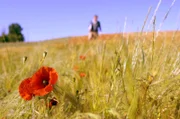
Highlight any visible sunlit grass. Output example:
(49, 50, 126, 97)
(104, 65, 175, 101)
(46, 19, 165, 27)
(0, 32, 180, 119)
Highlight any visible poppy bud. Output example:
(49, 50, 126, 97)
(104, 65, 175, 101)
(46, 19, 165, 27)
(43, 51, 48, 58)
(23, 56, 28, 64)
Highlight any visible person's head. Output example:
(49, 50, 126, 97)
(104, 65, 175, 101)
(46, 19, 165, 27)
(93, 15, 98, 22)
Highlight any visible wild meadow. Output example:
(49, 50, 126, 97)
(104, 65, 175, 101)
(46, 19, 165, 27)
(0, 31, 179, 119)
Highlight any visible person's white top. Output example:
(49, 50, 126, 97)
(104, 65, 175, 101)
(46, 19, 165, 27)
(88, 24, 92, 31)
(88, 20, 98, 31)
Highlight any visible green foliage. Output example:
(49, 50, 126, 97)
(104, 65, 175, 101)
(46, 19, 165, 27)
(0, 34, 8, 42)
(7, 33, 24, 42)
(0, 23, 24, 42)
(8, 23, 23, 35)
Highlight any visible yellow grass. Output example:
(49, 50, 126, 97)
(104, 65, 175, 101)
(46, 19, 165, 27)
(0, 31, 180, 119)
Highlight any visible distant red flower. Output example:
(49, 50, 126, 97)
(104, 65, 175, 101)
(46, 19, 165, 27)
(19, 78, 34, 100)
(31, 67, 58, 96)
(80, 55, 86, 60)
(73, 65, 79, 71)
(79, 72, 86, 78)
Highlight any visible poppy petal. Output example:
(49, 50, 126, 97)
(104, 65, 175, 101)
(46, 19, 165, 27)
(33, 89, 49, 96)
(45, 85, 53, 92)
(49, 71, 58, 84)
(19, 78, 33, 100)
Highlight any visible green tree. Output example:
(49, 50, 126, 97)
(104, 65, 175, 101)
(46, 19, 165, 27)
(0, 36, 4, 42)
(0, 32, 8, 42)
(8, 23, 25, 42)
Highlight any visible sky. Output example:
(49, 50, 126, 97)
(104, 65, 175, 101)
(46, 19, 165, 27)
(0, 0, 180, 42)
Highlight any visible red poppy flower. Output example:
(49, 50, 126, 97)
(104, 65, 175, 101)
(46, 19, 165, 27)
(79, 72, 86, 78)
(30, 66, 58, 96)
(73, 65, 79, 71)
(80, 55, 86, 60)
(19, 78, 33, 100)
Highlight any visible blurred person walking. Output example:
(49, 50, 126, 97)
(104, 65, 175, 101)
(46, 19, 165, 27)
(88, 15, 102, 40)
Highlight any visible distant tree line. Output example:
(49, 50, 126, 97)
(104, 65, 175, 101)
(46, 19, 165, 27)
(0, 23, 25, 42)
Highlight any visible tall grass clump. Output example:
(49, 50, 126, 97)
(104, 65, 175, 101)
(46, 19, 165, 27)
(0, 30, 179, 119)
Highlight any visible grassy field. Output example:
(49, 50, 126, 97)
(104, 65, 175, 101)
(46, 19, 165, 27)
(0, 31, 180, 119)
